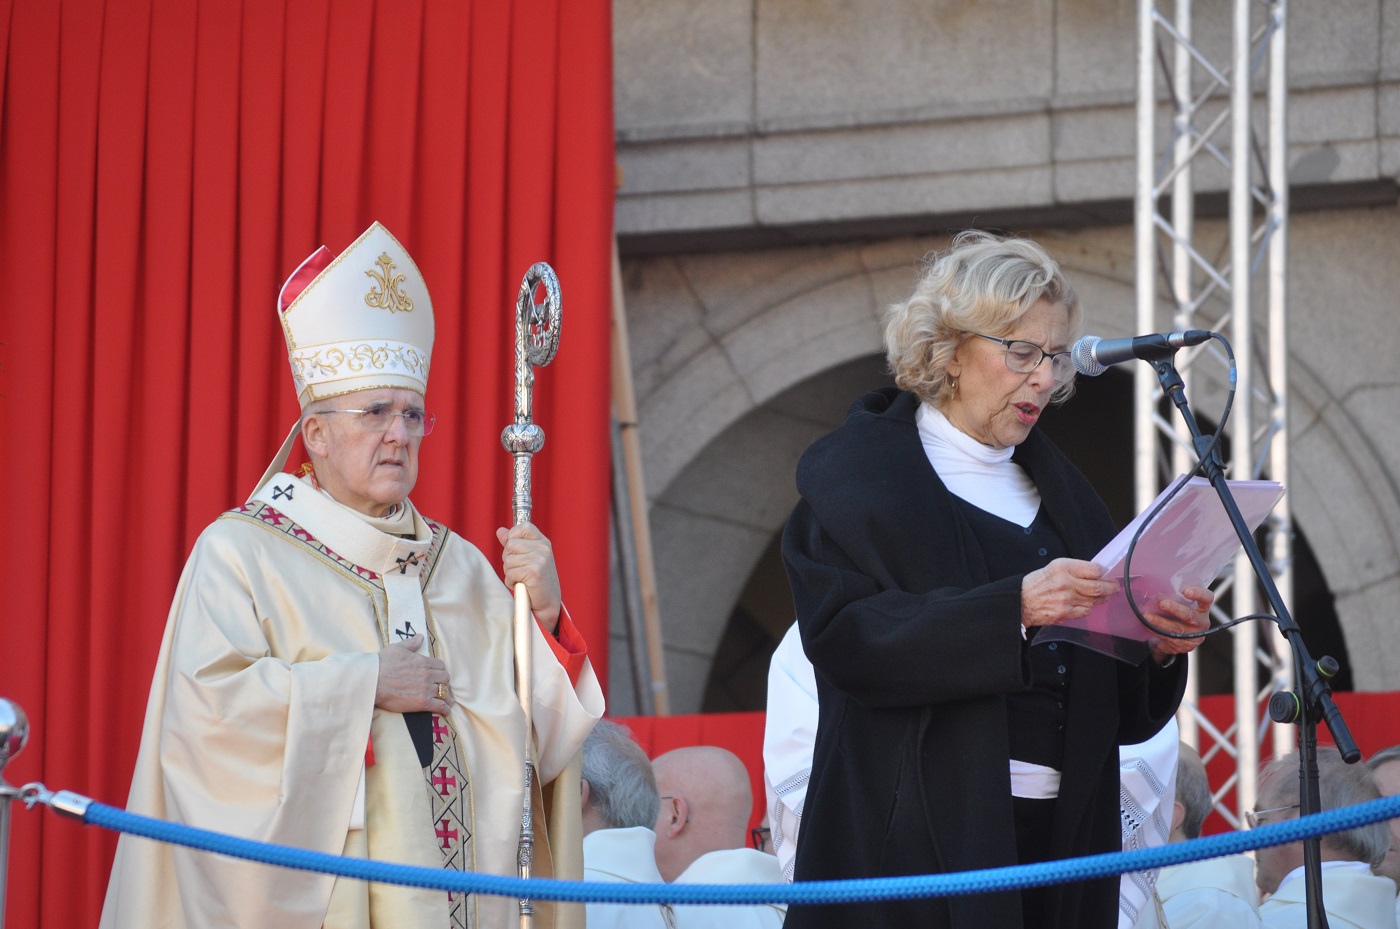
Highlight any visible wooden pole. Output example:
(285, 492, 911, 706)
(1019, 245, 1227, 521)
(609, 237, 670, 715)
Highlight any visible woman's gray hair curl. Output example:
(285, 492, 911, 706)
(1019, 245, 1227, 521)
(884, 230, 1082, 407)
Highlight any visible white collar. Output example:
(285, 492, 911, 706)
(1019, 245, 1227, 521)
(918, 402, 1015, 466)
(915, 402, 1040, 527)
(1278, 860, 1373, 888)
(252, 473, 432, 575)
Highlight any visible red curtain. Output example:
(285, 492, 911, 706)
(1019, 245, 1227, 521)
(0, 0, 614, 925)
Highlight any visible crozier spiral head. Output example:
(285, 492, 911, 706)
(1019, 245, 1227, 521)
(0, 699, 29, 776)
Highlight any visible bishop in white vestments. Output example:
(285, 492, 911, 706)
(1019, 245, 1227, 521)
(100, 222, 604, 929)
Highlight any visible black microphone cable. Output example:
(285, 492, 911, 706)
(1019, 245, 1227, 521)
(1112, 331, 1279, 643)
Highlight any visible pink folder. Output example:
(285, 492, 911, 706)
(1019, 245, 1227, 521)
(1041, 474, 1285, 663)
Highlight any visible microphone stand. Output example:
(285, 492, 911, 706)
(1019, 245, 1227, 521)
(1148, 353, 1359, 929)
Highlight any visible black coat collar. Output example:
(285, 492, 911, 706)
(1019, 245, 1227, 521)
(796, 388, 1112, 580)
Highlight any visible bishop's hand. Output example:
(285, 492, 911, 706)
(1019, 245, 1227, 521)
(375, 634, 452, 714)
(497, 521, 562, 635)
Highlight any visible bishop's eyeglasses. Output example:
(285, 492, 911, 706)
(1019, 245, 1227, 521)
(318, 405, 436, 437)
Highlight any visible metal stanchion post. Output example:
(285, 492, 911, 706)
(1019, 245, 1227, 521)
(0, 699, 31, 929)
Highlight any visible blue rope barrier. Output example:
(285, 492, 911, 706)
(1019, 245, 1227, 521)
(76, 791, 1400, 906)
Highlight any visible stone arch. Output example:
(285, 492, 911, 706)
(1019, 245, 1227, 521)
(643, 354, 892, 713)
(629, 241, 937, 498)
(1284, 358, 1400, 689)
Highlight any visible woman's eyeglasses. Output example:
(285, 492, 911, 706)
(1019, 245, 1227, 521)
(967, 332, 1075, 383)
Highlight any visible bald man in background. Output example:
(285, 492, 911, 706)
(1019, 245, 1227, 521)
(652, 747, 785, 929)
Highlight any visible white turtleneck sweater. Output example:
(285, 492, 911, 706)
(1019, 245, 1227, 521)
(916, 401, 1060, 798)
(915, 402, 1042, 526)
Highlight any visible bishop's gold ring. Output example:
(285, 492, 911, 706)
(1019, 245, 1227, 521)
(436, 682, 448, 700)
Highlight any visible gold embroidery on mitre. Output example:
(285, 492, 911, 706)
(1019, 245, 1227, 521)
(290, 342, 430, 384)
(365, 252, 415, 313)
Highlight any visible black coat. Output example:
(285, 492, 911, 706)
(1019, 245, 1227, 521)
(780, 388, 1185, 929)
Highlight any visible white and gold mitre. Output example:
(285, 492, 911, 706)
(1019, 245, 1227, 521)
(278, 221, 434, 406)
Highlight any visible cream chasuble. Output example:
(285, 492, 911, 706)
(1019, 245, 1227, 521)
(101, 473, 603, 929)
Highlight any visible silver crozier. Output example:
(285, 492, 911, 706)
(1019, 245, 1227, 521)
(500, 263, 562, 929)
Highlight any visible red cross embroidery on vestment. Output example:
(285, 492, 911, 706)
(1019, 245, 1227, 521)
(432, 766, 457, 796)
(436, 818, 459, 849)
(432, 716, 449, 744)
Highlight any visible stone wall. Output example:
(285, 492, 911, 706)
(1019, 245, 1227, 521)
(615, 0, 1399, 245)
(607, 0, 1400, 713)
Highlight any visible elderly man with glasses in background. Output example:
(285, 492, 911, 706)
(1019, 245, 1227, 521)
(101, 222, 603, 929)
(1253, 747, 1395, 929)
(1366, 745, 1400, 927)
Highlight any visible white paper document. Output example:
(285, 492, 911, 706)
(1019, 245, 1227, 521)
(1040, 474, 1286, 663)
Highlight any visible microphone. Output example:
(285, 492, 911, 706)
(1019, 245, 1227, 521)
(1072, 330, 1213, 376)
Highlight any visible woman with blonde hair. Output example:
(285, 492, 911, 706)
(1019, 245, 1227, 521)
(781, 231, 1210, 929)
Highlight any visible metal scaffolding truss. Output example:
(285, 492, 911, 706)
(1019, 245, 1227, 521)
(1135, 0, 1293, 825)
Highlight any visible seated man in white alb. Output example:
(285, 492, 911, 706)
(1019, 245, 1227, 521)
(1366, 745, 1400, 928)
(1118, 717, 1180, 929)
(1132, 742, 1260, 929)
(581, 719, 674, 929)
(1255, 747, 1396, 929)
(654, 746, 785, 929)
